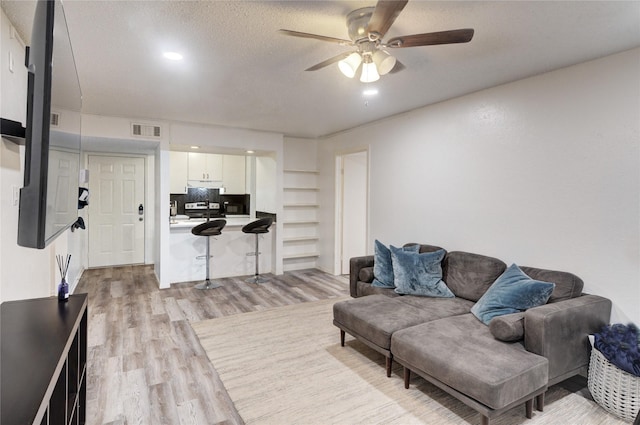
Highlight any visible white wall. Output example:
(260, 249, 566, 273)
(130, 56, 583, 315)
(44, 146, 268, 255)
(1, 9, 27, 123)
(320, 48, 640, 325)
(283, 137, 317, 170)
(256, 154, 277, 213)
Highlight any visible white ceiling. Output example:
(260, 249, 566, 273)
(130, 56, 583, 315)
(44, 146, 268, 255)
(2, 1, 640, 138)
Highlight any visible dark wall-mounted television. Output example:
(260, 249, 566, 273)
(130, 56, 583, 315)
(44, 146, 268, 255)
(18, 0, 82, 249)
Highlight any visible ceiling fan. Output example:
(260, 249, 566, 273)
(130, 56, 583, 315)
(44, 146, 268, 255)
(279, 0, 474, 83)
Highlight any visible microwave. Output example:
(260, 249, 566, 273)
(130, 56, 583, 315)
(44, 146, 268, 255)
(220, 194, 249, 215)
(223, 202, 247, 215)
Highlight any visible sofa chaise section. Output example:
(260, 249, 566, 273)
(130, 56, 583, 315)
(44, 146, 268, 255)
(391, 314, 548, 425)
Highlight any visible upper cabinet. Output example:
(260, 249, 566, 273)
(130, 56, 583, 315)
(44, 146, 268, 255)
(222, 154, 246, 194)
(171, 152, 247, 193)
(188, 153, 223, 181)
(170, 151, 189, 194)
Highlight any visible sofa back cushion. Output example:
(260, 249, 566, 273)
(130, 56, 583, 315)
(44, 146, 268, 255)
(442, 251, 507, 301)
(519, 266, 583, 302)
(403, 243, 446, 254)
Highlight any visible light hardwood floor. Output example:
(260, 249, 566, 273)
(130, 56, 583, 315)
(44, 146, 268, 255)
(76, 266, 349, 425)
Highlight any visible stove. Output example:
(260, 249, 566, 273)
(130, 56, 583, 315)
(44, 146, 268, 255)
(184, 202, 225, 219)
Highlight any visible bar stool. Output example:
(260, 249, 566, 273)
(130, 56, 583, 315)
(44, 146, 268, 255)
(242, 217, 273, 284)
(191, 219, 226, 290)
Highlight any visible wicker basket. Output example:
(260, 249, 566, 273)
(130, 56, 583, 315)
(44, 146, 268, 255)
(588, 347, 640, 422)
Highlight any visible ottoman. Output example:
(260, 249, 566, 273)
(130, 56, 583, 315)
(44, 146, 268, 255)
(332, 294, 473, 377)
(391, 314, 548, 425)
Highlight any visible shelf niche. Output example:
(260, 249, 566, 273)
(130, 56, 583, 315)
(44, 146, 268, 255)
(282, 169, 320, 271)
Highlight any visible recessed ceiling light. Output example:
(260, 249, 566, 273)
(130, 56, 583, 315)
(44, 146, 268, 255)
(163, 52, 183, 61)
(190, 145, 200, 149)
(246, 150, 255, 154)
(363, 89, 378, 96)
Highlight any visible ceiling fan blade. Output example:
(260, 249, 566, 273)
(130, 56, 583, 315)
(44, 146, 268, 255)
(386, 29, 474, 48)
(278, 29, 352, 46)
(305, 52, 352, 71)
(366, 0, 409, 40)
(388, 59, 406, 74)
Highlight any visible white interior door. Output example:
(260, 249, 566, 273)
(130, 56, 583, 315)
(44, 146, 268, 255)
(340, 151, 368, 274)
(88, 155, 145, 267)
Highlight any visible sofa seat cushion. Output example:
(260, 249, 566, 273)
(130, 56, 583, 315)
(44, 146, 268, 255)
(357, 281, 400, 298)
(333, 295, 473, 350)
(394, 295, 474, 317)
(391, 314, 548, 410)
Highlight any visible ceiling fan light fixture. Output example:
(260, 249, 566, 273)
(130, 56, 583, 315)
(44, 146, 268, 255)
(360, 61, 379, 83)
(163, 51, 183, 61)
(338, 52, 362, 78)
(373, 50, 396, 75)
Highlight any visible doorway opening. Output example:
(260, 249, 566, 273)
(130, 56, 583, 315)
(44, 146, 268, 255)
(335, 149, 369, 275)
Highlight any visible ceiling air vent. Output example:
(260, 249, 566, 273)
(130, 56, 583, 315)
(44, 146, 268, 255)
(50, 112, 59, 127)
(131, 123, 161, 138)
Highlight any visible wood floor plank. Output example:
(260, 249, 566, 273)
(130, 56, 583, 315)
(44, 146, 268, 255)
(122, 368, 151, 425)
(177, 399, 210, 425)
(149, 382, 181, 425)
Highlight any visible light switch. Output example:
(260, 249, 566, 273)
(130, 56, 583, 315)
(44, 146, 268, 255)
(12, 186, 19, 206)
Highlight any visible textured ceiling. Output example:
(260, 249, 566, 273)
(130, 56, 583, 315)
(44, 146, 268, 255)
(2, 1, 640, 138)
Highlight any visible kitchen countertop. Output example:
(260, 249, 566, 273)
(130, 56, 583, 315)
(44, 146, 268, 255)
(169, 216, 257, 229)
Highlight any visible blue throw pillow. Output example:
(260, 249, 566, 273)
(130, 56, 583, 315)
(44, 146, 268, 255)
(471, 263, 555, 325)
(372, 240, 419, 288)
(391, 247, 454, 298)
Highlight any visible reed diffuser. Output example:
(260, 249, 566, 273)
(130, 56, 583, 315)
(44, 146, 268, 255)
(56, 254, 71, 302)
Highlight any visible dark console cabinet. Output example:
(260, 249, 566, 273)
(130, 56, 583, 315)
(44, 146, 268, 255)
(1, 294, 88, 425)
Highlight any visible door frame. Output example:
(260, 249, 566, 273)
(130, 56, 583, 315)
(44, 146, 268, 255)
(334, 147, 370, 275)
(86, 152, 150, 268)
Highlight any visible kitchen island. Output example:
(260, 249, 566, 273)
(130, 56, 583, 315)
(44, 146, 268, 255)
(168, 216, 274, 284)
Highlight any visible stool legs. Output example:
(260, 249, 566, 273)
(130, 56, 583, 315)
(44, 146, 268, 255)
(246, 233, 269, 284)
(195, 235, 222, 290)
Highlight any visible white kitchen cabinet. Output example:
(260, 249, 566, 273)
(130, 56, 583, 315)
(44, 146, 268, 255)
(188, 153, 223, 181)
(169, 151, 189, 194)
(222, 154, 246, 194)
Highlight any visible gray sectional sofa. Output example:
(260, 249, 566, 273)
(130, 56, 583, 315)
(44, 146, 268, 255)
(332, 243, 612, 425)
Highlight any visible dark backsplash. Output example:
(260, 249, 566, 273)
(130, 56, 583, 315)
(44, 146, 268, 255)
(170, 188, 220, 215)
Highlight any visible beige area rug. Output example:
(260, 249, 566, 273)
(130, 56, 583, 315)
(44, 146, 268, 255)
(192, 298, 626, 425)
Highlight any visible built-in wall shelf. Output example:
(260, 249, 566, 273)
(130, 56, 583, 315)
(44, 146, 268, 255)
(283, 169, 318, 174)
(283, 252, 320, 260)
(283, 168, 320, 271)
(284, 187, 319, 191)
(283, 203, 319, 208)
(283, 236, 319, 243)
